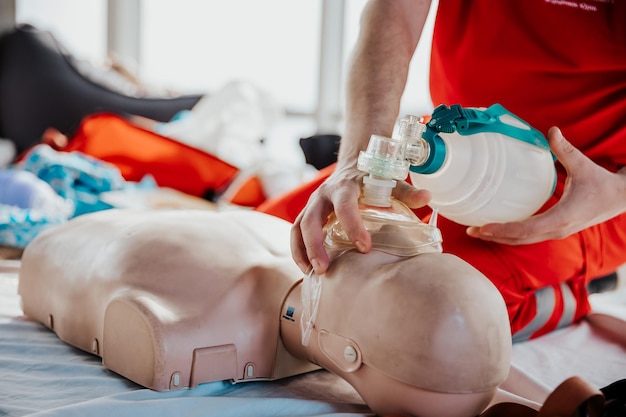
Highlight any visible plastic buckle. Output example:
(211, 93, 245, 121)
(427, 104, 464, 134)
(456, 107, 497, 132)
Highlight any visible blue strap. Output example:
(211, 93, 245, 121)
(427, 103, 552, 151)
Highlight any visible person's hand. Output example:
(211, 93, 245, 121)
(291, 165, 432, 275)
(466, 127, 626, 245)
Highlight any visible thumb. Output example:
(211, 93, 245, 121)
(547, 127, 583, 172)
(394, 181, 432, 208)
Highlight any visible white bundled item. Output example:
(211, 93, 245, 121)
(158, 80, 284, 170)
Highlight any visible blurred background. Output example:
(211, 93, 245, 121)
(1, 0, 437, 149)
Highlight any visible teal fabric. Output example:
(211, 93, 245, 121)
(0, 145, 156, 248)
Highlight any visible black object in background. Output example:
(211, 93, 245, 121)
(299, 134, 340, 170)
(0, 24, 203, 155)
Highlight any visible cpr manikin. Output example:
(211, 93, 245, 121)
(18, 206, 512, 417)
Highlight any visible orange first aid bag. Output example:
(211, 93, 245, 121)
(60, 113, 239, 199)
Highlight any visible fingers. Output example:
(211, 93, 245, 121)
(466, 215, 557, 245)
(468, 207, 590, 247)
(334, 191, 372, 253)
(466, 205, 566, 241)
(291, 178, 370, 275)
(291, 206, 328, 274)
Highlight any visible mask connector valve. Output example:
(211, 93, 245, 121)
(357, 133, 411, 208)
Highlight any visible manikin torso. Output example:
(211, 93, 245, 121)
(18, 209, 315, 390)
(18, 209, 512, 417)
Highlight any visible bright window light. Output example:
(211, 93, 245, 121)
(13, 0, 435, 132)
(139, 0, 321, 114)
(15, 0, 107, 64)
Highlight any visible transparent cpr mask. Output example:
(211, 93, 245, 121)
(301, 132, 443, 345)
(300, 208, 442, 346)
(324, 203, 442, 257)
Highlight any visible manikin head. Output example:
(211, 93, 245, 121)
(281, 248, 512, 417)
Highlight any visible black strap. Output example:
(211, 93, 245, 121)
(599, 379, 626, 417)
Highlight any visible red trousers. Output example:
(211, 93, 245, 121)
(257, 164, 626, 341)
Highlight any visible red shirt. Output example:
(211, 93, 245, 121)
(259, 0, 626, 339)
(430, 0, 626, 171)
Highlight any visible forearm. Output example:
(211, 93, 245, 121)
(338, 0, 432, 169)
